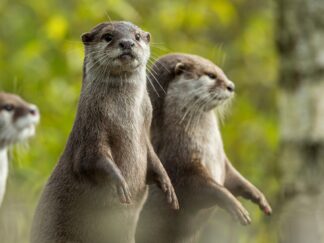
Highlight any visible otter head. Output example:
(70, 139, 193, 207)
(148, 54, 235, 129)
(81, 21, 151, 77)
(0, 92, 40, 148)
(150, 53, 234, 113)
(169, 54, 234, 112)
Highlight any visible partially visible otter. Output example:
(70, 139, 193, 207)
(0, 92, 39, 206)
(31, 22, 178, 243)
(136, 53, 272, 243)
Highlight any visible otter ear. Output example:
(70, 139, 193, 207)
(145, 32, 151, 43)
(175, 63, 186, 75)
(81, 32, 94, 45)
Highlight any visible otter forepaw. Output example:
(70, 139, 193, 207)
(114, 174, 132, 204)
(254, 192, 272, 215)
(226, 200, 251, 225)
(158, 179, 179, 210)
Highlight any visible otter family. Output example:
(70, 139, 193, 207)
(1, 21, 271, 243)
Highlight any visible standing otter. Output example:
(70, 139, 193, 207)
(136, 53, 272, 243)
(31, 21, 178, 243)
(0, 92, 39, 206)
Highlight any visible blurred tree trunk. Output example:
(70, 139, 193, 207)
(276, 0, 324, 242)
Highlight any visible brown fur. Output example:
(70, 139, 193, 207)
(31, 22, 178, 243)
(136, 53, 272, 243)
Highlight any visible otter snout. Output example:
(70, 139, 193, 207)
(210, 79, 235, 94)
(226, 81, 235, 93)
(119, 39, 135, 50)
(13, 104, 39, 121)
(14, 104, 40, 131)
(118, 39, 136, 59)
(29, 107, 37, 116)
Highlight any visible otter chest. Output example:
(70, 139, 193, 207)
(0, 149, 8, 204)
(104, 95, 148, 184)
(200, 118, 226, 185)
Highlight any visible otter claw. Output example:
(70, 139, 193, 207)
(256, 193, 272, 215)
(117, 183, 132, 204)
(114, 175, 132, 204)
(166, 184, 179, 210)
(263, 205, 272, 215)
(227, 201, 251, 225)
(159, 180, 179, 210)
(234, 208, 251, 225)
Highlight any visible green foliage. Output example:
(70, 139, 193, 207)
(0, 0, 279, 242)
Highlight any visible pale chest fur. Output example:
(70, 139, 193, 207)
(108, 88, 145, 134)
(197, 114, 226, 185)
(105, 85, 147, 153)
(109, 96, 147, 168)
(98, 82, 149, 187)
(0, 148, 8, 205)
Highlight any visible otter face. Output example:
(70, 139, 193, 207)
(0, 93, 40, 148)
(82, 21, 150, 75)
(166, 56, 235, 112)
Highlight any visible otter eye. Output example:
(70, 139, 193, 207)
(2, 104, 14, 112)
(207, 73, 217, 79)
(102, 33, 113, 42)
(135, 33, 141, 41)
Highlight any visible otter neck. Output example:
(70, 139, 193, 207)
(83, 61, 146, 90)
(0, 148, 8, 205)
(165, 106, 218, 135)
(84, 70, 146, 100)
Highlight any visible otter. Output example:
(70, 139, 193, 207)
(136, 53, 272, 243)
(0, 92, 39, 206)
(31, 21, 178, 243)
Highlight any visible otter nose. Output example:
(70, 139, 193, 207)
(226, 82, 235, 92)
(119, 40, 135, 50)
(29, 108, 37, 116)
(29, 105, 38, 116)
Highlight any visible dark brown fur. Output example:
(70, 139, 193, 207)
(136, 53, 272, 243)
(31, 22, 178, 243)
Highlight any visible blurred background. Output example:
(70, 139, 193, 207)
(0, 0, 323, 242)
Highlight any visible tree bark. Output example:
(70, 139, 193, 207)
(276, 0, 324, 242)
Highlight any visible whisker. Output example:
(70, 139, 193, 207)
(105, 10, 113, 22)
(147, 76, 160, 97)
(86, 54, 108, 73)
(149, 56, 170, 73)
(186, 92, 214, 131)
(150, 45, 170, 52)
(146, 68, 166, 94)
(178, 88, 206, 124)
(187, 95, 212, 130)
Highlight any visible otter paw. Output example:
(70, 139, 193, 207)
(115, 176, 132, 204)
(227, 201, 251, 225)
(258, 194, 272, 215)
(159, 180, 179, 210)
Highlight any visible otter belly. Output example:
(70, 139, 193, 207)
(137, 186, 217, 243)
(31, 167, 148, 243)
